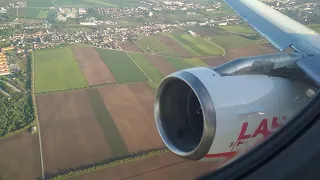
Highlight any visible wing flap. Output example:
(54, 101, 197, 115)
(224, 0, 320, 55)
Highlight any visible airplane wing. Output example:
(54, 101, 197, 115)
(223, 0, 320, 56)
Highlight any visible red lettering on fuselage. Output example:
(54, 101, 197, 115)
(237, 122, 251, 140)
(237, 116, 286, 141)
(251, 118, 270, 138)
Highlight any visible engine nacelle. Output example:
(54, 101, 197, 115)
(154, 66, 315, 165)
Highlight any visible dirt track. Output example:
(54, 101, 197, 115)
(200, 56, 229, 67)
(157, 34, 194, 57)
(120, 40, 142, 52)
(72, 45, 116, 85)
(97, 82, 164, 153)
(36, 90, 113, 174)
(144, 54, 176, 76)
(226, 45, 278, 59)
(72, 152, 220, 180)
(0, 132, 41, 180)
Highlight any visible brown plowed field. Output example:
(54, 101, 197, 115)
(157, 34, 194, 57)
(0, 132, 41, 180)
(200, 56, 229, 67)
(226, 45, 278, 59)
(120, 40, 142, 52)
(72, 45, 116, 86)
(72, 152, 220, 180)
(36, 90, 113, 174)
(144, 55, 176, 76)
(97, 82, 164, 153)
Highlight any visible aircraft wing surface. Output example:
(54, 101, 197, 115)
(224, 0, 320, 55)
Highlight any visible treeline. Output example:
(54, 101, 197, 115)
(47, 148, 168, 180)
(0, 53, 34, 138)
(35, 82, 117, 95)
(0, 93, 34, 137)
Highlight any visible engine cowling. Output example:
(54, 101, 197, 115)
(154, 66, 314, 165)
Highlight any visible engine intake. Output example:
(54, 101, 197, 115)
(154, 70, 216, 160)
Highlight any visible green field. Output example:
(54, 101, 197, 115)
(86, 88, 129, 157)
(16, 8, 41, 19)
(84, 0, 118, 7)
(127, 53, 164, 86)
(135, 36, 177, 56)
(37, 9, 49, 19)
(185, 58, 208, 67)
(27, 0, 53, 7)
(219, 25, 257, 34)
(309, 24, 320, 33)
(172, 32, 224, 56)
(34, 47, 87, 93)
(95, 48, 147, 83)
(207, 34, 263, 49)
(27, 0, 120, 7)
(47, 10, 56, 21)
(164, 56, 207, 70)
(158, 32, 200, 56)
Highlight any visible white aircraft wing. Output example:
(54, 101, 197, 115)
(224, 0, 320, 56)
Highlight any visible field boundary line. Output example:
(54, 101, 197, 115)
(125, 51, 158, 87)
(119, 160, 188, 180)
(199, 36, 226, 56)
(87, 43, 221, 59)
(32, 52, 45, 180)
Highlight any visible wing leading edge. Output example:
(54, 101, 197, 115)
(224, 0, 320, 56)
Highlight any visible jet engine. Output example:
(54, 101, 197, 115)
(154, 53, 317, 165)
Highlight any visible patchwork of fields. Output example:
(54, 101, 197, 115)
(26, 0, 141, 7)
(135, 36, 177, 56)
(17, 26, 280, 180)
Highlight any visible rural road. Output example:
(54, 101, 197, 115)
(124, 51, 158, 88)
(32, 53, 45, 180)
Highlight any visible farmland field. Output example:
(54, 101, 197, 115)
(72, 152, 220, 180)
(164, 56, 195, 70)
(97, 82, 164, 153)
(36, 89, 116, 175)
(207, 34, 263, 49)
(127, 53, 164, 85)
(95, 48, 147, 83)
(135, 36, 177, 56)
(27, 0, 53, 7)
(84, 0, 118, 7)
(164, 56, 207, 71)
(219, 25, 257, 34)
(16, 8, 41, 19)
(0, 132, 41, 180)
(47, 10, 56, 21)
(120, 40, 142, 52)
(157, 32, 199, 57)
(33, 46, 87, 93)
(72, 44, 116, 86)
(86, 88, 129, 157)
(226, 45, 278, 59)
(144, 54, 176, 76)
(200, 56, 229, 67)
(37, 9, 48, 19)
(55, 0, 118, 7)
(172, 32, 224, 56)
(309, 24, 320, 33)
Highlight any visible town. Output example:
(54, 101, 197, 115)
(0, 0, 318, 77)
